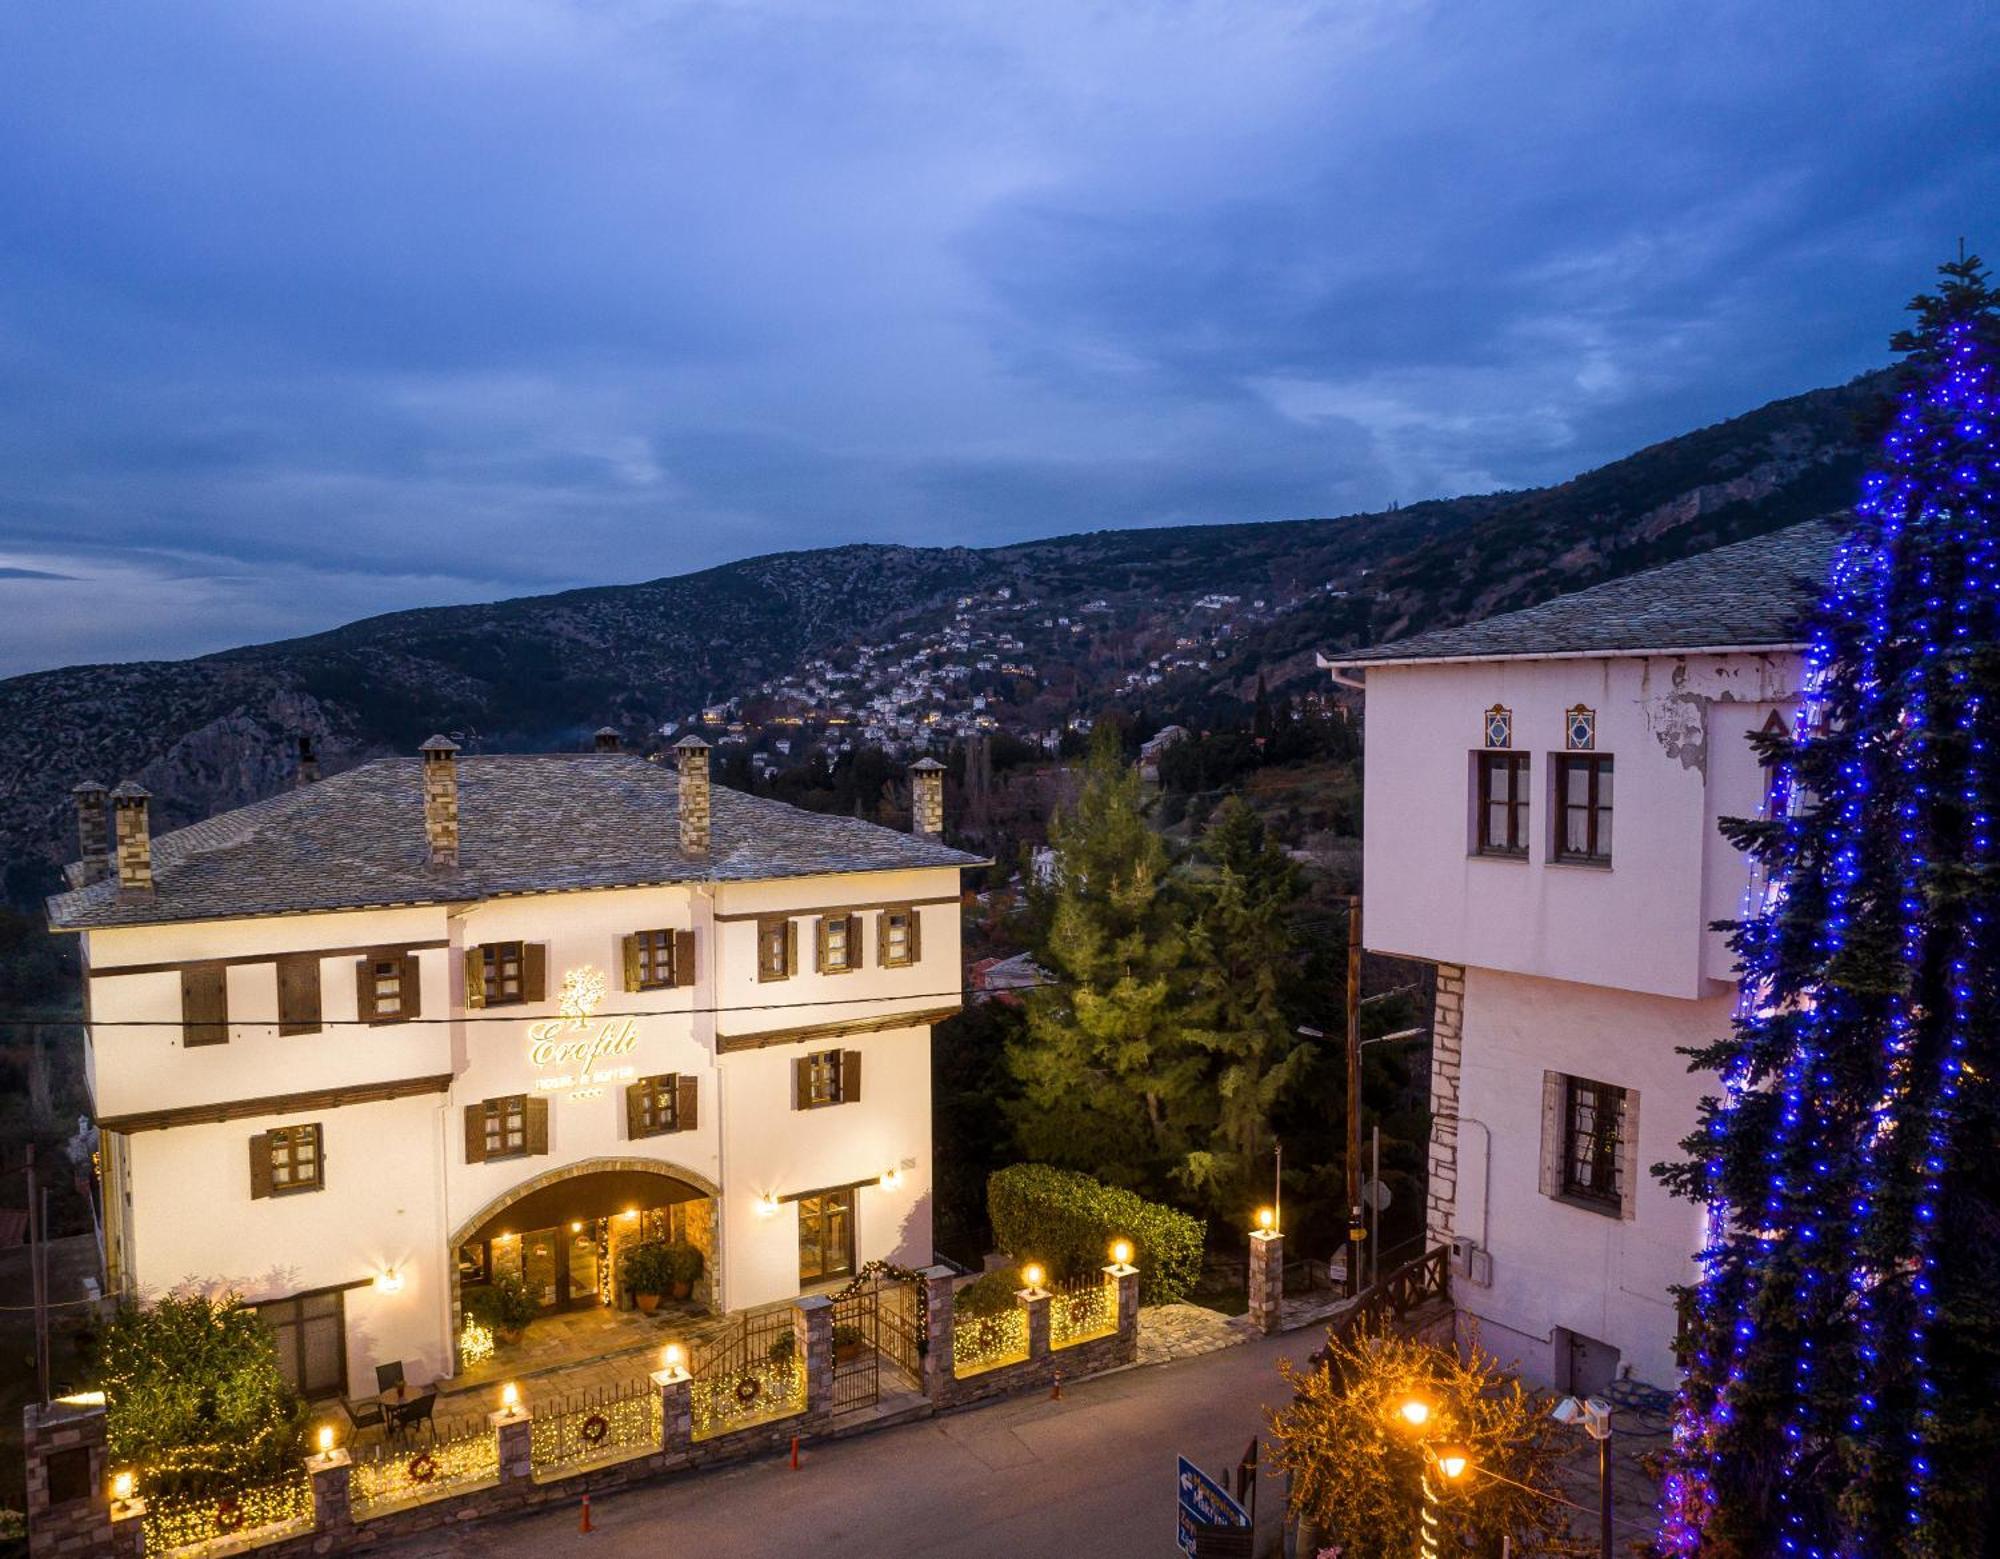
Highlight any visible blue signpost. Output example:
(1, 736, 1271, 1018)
(1176, 1454, 1250, 1557)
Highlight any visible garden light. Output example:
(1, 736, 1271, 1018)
(501, 1383, 520, 1417)
(1021, 1263, 1045, 1292)
(1255, 1206, 1276, 1232)
(663, 1342, 685, 1374)
(111, 1470, 134, 1507)
(1110, 1239, 1133, 1267)
(1397, 1396, 1432, 1429)
(317, 1425, 334, 1456)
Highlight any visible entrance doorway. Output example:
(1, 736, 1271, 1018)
(1554, 1326, 1620, 1398)
(476, 1217, 612, 1312)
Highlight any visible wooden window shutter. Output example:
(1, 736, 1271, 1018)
(523, 943, 549, 1003)
(463, 1104, 487, 1164)
(874, 911, 890, 967)
(399, 952, 423, 1020)
(525, 1095, 550, 1155)
(794, 1057, 812, 1111)
(1538, 1071, 1565, 1199)
(814, 916, 832, 974)
(1617, 1088, 1641, 1221)
(674, 930, 696, 987)
(785, 919, 798, 977)
(464, 948, 487, 1009)
(847, 914, 863, 967)
(625, 1080, 646, 1139)
(277, 955, 321, 1036)
(908, 908, 921, 964)
(182, 965, 228, 1046)
(676, 1075, 698, 1132)
(248, 1133, 274, 1199)
(842, 1050, 863, 1105)
(620, 935, 642, 993)
(355, 958, 379, 1023)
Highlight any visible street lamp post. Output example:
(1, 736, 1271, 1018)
(1552, 1395, 1613, 1559)
(1395, 1396, 1471, 1559)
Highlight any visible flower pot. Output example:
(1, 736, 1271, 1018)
(497, 1324, 524, 1346)
(669, 1280, 692, 1301)
(635, 1292, 662, 1315)
(834, 1339, 865, 1365)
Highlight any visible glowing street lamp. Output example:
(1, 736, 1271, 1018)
(1254, 1206, 1277, 1234)
(1397, 1396, 1433, 1430)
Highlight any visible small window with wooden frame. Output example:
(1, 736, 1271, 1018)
(622, 929, 695, 992)
(815, 913, 862, 975)
(464, 1094, 548, 1162)
(757, 917, 797, 982)
(276, 954, 322, 1036)
(877, 906, 920, 968)
(1551, 753, 1614, 866)
(794, 1048, 861, 1109)
(181, 963, 229, 1046)
(1560, 1075, 1625, 1212)
(1474, 752, 1531, 859)
(626, 1073, 698, 1138)
(464, 941, 547, 1008)
(356, 950, 422, 1025)
(250, 1123, 324, 1198)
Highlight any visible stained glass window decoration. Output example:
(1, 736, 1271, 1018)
(1565, 704, 1597, 752)
(1483, 705, 1512, 750)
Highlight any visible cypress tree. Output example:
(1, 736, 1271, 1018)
(1660, 256, 2000, 1556)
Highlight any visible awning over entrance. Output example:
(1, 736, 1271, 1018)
(469, 1168, 706, 1247)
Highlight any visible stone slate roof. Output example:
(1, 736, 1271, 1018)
(48, 754, 982, 931)
(1335, 520, 1843, 666)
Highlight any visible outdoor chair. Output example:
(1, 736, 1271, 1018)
(342, 1395, 385, 1435)
(389, 1389, 437, 1445)
(375, 1360, 406, 1395)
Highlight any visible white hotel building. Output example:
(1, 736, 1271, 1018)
(48, 735, 977, 1401)
(1329, 522, 1836, 1395)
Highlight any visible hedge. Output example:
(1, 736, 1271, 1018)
(987, 1164, 1205, 1305)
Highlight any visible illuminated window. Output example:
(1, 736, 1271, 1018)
(483, 1096, 527, 1159)
(797, 1187, 856, 1284)
(627, 1074, 690, 1138)
(480, 942, 525, 1006)
(267, 1124, 323, 1195)
(631, 930, 677, 990)
(797, 1049, 856, 1109)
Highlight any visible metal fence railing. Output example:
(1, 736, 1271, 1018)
(952, 1303, 1029, 1378)
(528, 1378, 661, 1475)
(140, 1468, 315, 1557)
(350, 1424, 501, 1517)
(1049, 1275, 1116, 1350)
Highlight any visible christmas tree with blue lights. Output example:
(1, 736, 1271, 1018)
(1660, 254, 2000, 1557)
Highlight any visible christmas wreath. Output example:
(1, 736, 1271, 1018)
(214, 1498, 245, 1533)
(734, 1375, 761, 1405)
(581, 1412, 610, 1446)
(407, 1452, 439, 1484)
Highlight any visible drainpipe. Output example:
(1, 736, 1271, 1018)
(1456, 1115, 1495, 1250)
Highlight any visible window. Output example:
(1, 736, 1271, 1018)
(1558, 1075, 1626, 1213)
(796, 1187, 856, 1285)
(815, 913, 861, 974)
(277, 954, 322, 1036)
(271, 1124, 323, 1195)
(1475, 753, 1530, 857)
(626, 1074, 697, 1138)
(623, 929, 693, 991)
(877, 907, 919, 968)
(1552, 754, 1614, 865)
(466, 942, 547, 1008)
(257, 1290, 346, 1399)
(795, 1048, 861, 1109)
(356, 951, 421, 1024)
(182, 963, 228, 1046)
(758, 917, 796, 982)
(464, 1094, 548, 1162)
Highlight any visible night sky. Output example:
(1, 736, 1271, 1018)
(1, 1, 1994, 675)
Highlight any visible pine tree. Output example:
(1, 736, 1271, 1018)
(1177, 796, 1309, 1212)
(1005, 727, 1207, 1191)
(1660, 256, 2000, 1556)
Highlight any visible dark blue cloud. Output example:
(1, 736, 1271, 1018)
(0, 0, 1994, 673)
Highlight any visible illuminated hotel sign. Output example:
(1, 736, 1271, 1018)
(529, 967, 640, 1098)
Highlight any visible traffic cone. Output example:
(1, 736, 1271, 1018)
(578, 1494, 594, 1534)
(789, 1434, 800, 1470)
(1050, 1369, 1063, 1401)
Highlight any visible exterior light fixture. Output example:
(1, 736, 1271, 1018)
(1021, 1263, 1045, 1293)
(374, 1268, 404, 1294)
(317, 1425, 335, 1456)
(663, 1342, 686, 1375)
(111, 1470, 134, 1508)
(622, 1209, 639, 1220)
(1255, 1206, 1277, 1233)
(1397, 1397, 1432, 1429)
(1110, 1239, 1133, 1268)
(570, 1220, 583, 1233)
(882, 1166, 902, 1189)
(501, 1383, 521, 1418)
(1431, 1445, 1471, 1481)
(758, 1192, 780, 1216)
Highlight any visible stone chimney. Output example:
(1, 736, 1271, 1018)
(910, 757, 945, 838)
(72, 782, 110, 886)
(594, 727, 621, 754)
(419, 735, 461, 869)
(109, 782, 154, 898)
(295, 734, 321, 787)
(675, 735, 710, 856)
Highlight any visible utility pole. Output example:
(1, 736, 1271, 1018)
(1345, 894, 1364, 1297)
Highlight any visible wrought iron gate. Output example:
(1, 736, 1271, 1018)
(829, 1264, 925, 1415)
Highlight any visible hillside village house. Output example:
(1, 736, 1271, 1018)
(1327, 522, 1837, 1395)
(46, 736, 976, 1401)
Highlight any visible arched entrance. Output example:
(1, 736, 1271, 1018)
(449, 1158, 721, 1369)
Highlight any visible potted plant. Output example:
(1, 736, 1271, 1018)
(469, 1274, 538, 1344)
(619, 1242, 673, 1314)
(832, 1323, 868, 1365)
(663, 1241, 704, 1301)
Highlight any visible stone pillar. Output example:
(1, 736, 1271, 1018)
(306, 1448, 353, 1546)
(420, 736, 461, 868)
(1106, 1263, 1141, 1364)
(910, 757, 945, 837)
(1427, 964, 1466, 1249)
(73, 782, 110, 886)
(24, 1397, 116, 1558)
(652, 1367, 692, 1458)
(676, 737, 711, 855)
(1021, 1286, 1051, 1362)
(920, 1266, 956, 1401)
(491, 1407, 534, 1487)
(1248, 1229, 1284, 1335)
(796, 1296, 834, 1429)
(110, 783, 153, 898)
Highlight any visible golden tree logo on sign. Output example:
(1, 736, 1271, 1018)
(528, 966, 639, 1098)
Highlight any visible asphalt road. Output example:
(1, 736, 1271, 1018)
(382, 1329, 1309, 1559)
